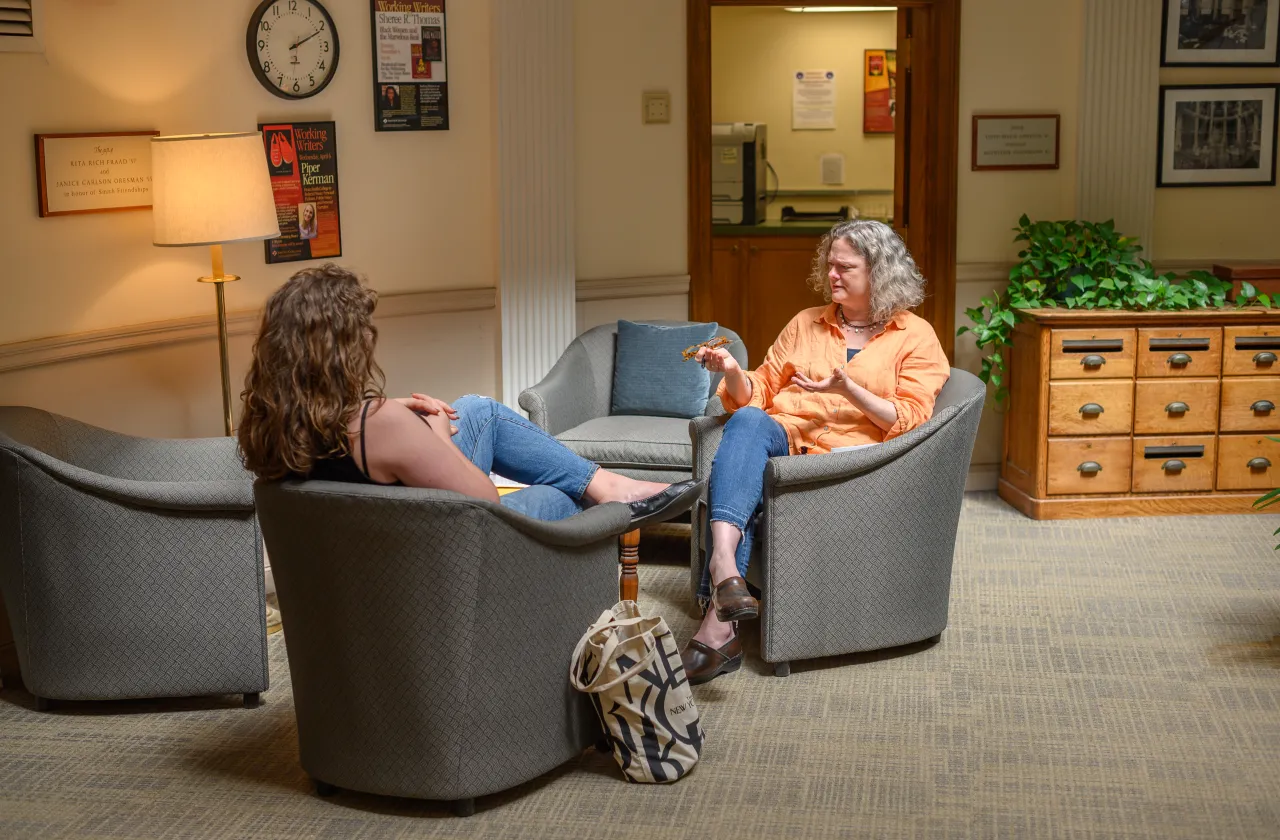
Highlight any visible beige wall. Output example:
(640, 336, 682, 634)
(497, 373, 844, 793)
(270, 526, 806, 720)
(574, 0, 688, 281)
(956, 0, 1085, 264)
(711, 7, 898, 221)
(1154, 64, 1280, 260)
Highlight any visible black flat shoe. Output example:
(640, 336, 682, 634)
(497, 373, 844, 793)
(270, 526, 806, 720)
(627, 479, 703, 530)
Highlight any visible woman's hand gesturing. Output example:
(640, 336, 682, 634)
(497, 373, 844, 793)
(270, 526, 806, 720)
(694, 345, 740, 373)
(791, 367, 853, 396)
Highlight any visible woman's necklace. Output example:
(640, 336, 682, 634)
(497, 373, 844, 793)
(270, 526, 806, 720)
(838, 305, 884, 335)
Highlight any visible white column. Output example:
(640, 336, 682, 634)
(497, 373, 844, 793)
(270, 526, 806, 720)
(494, 0, 577, 409)
(1077, 0, 1162, 256)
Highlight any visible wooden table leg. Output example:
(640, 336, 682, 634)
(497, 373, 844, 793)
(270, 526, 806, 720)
(619, 529, 640, 602)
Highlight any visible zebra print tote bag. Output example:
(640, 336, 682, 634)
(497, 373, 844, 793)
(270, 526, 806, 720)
(569, 600, 705, 783)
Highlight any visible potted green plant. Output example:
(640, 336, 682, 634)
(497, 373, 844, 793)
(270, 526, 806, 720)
(958, 216, 1273, 403)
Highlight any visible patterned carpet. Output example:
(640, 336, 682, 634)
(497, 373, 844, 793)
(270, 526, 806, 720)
(2, 493, 1279, 839)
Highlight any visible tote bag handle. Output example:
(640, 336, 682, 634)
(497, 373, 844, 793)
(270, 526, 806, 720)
(569, 612, 660, 693)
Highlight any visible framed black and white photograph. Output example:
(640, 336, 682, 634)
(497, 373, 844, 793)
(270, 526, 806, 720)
(1162, 0, 1280, 66)
(1157, 84, 1279, 187)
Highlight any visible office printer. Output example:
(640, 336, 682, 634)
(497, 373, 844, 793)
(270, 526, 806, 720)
(711, 122, 768, 225)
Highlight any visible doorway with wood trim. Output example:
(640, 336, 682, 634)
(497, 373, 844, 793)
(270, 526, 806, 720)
(688, 0, 960, 365)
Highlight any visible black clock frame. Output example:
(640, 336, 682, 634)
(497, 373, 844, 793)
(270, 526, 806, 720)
(246, 0, 341, 100)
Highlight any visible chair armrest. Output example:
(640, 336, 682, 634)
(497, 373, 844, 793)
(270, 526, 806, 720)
(703, 395, 727, 417)
(5, 444, 254, 510)
(271, 481, 634, 547)
(518, 342, 610, 435)
(45, 414, 252, 482)
(689, 414, 729, 482)
(763, 403, 963, 489)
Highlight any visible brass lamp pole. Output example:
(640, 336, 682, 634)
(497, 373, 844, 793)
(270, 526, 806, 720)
(150, 133, 281, 436)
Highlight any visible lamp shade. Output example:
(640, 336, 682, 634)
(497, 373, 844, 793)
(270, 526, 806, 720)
(151, 132, 280, 246)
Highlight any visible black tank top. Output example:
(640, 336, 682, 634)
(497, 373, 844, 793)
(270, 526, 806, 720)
(306, 400, 413, 486)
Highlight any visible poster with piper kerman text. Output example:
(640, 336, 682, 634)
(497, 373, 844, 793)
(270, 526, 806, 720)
(259, 121, 343, 264)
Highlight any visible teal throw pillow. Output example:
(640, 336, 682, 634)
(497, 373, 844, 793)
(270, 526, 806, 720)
(611, 320, 719, 418)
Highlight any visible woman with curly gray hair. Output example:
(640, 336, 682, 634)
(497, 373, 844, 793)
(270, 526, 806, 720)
(681, 219, 950, 685)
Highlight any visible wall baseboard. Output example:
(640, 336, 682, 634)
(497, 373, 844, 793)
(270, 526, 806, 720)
(966, 463, 999, 492)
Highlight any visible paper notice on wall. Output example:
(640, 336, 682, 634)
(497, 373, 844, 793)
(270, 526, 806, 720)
(793, 70, 836, 130)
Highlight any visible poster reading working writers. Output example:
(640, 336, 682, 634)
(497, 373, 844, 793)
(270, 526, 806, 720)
(370, 0, 449, 132)
(259, 121, 343, 264)
(863, 49, 897, 134)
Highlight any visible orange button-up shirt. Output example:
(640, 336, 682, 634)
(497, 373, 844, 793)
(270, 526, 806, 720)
(717, 305, 950, 455)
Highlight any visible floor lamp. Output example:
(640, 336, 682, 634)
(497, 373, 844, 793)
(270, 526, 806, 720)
(150, 133, 280, 437)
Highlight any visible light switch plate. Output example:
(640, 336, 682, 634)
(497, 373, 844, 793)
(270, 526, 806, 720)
(642, 91, 671, 124)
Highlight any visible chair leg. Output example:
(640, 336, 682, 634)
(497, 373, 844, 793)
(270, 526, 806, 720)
(452, 797, 476, 817)
(34, 696, 53, 712)
(243, 692, 262, 709)
(314, 779, 338, 797)
(619, 529, 640, 602)
(773, 661, 791, 678)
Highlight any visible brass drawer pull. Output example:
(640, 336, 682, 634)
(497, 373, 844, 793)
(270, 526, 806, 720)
(1165, 401, 1189, 415)
(1081, 354, 1106, 368)
(1254, 351, 1277, 364)
(1077, 461, 1102, 474)
(1079, 403, 1104, 415)
(1161, 459, 1186, 472)
(1168, 352, 1192, 366)
(1251, 400, 1275, 413)
(1249, 457, 1272, 470)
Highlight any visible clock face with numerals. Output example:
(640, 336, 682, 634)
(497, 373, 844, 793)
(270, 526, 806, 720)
(246, 0, 340, 100)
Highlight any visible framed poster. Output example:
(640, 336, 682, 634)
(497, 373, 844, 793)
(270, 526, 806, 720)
(971, 114, 1060, 171)
(34, 131, 159, 217)
(370, 0, 450, 131)
(1157, 84, 1279, 187)
(1161, 0, 1279, 67)
(258, 121, 343, 263)
(863, 49, 896, 134)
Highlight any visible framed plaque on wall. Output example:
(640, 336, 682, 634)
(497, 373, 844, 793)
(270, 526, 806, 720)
(971, 114, 1060, 171)
(34, 131, 160, 217)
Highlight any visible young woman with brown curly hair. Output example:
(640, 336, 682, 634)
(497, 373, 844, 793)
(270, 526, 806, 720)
(238, 264, 700, 525)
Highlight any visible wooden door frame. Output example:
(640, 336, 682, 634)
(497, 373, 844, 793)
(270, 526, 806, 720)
(687, 0, 961, 359)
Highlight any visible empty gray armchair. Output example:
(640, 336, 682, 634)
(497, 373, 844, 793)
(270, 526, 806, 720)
(0, 407, 268, 709)
(254, 480, 632, 816)
(688, 369, 986, 675)
(519, 321, 748, 484)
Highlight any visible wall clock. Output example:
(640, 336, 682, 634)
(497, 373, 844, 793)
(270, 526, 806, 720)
(246, 0, 340, 100)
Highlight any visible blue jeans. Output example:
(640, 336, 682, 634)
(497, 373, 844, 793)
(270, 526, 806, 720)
(697, 407, 790, 602)
(449, 395, 599, 521)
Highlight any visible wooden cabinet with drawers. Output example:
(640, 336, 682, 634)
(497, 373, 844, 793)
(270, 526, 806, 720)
(999, 309, 1280, 519)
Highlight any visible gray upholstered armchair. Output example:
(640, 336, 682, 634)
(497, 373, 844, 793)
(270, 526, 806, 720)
(519, 321, 748, 598)
(519, 321, 748, 485)
(254, 480, 632, 816)
(688, 369, 986, 675)
(0, 407, 268, 710)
